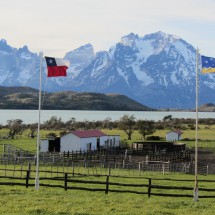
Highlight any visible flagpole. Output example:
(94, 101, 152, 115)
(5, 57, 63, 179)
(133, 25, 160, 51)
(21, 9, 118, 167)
(35, 51, 43, 190)
(194, 48, 199, 201)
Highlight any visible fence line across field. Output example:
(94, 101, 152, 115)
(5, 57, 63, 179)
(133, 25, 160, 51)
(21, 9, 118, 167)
(0, 167, 215, 199)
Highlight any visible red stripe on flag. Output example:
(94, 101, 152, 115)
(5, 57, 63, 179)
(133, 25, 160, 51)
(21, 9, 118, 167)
(47, 66, 68, 77)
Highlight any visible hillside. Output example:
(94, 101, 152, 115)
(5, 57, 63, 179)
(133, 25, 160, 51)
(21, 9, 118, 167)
(0, 86, 154, 111)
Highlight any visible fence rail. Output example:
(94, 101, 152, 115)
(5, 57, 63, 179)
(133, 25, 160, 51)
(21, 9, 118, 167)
(0, 167, 215, 199)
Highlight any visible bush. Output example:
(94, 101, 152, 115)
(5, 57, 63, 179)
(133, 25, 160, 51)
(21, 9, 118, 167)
(146, 136, 161, 140)
(46, 132, 57, 139)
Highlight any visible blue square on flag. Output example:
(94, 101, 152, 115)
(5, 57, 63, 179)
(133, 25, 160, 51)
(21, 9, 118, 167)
(201, 56, 215, 73)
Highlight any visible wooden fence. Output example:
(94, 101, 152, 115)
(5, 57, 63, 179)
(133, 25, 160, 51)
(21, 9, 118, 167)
(0, 167, 215, 199)
(2, 144, 190, 163)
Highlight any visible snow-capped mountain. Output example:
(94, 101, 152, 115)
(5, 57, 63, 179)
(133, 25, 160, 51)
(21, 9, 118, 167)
(0, 39, 40, 89)
(1, 32, 215, 109)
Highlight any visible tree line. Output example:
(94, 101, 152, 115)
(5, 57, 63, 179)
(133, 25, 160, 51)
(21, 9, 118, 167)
(1, 115, 215, 140)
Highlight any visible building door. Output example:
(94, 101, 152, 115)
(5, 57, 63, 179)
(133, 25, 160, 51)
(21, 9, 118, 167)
(97, 137, 100, 151)
(49, 137, 60, 152)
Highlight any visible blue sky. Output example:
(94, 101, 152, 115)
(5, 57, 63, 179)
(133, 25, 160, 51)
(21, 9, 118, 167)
(0, 0, 215, 57)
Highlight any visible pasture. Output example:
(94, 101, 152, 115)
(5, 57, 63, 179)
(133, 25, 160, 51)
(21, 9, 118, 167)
(0, 168, 215, 215)
(1, 125, 215, 153)
(0, 125, 215, 214)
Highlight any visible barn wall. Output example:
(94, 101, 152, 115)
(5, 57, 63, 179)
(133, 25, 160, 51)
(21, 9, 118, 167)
(61, 134, 98, 151)
(100, 135, 120, 148)
(80, 137, 97, 150)
(110, 135, 120, 146)
(166, 132, 179, 141)
(40, 140, 49, 152)
(60, 133, 81, 152)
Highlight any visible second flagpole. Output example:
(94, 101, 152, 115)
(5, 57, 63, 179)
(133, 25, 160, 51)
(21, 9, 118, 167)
(35, 51, 43, 190)
(194, 48, 199, 201)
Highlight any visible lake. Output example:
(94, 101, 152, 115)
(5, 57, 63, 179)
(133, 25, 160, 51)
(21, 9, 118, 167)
(0, 109, 215, 125)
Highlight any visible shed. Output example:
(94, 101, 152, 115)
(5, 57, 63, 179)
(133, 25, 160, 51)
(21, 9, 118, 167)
(40, 129, 120, 153)
(166, 130, 183, 142)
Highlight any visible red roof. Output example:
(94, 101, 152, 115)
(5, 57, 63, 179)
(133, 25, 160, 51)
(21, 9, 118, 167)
(174, 130, 183, 134)
(71, 130, 106, 138)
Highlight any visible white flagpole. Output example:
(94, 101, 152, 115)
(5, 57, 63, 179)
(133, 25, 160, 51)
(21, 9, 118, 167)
(194, 48, 199, 201)
(35, 51, 43, 190)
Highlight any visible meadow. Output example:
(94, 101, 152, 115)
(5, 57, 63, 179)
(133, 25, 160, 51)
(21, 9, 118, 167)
(1, 124, 215, 153)
(0, 169, 215, 215)
(0, 125, 215, 215)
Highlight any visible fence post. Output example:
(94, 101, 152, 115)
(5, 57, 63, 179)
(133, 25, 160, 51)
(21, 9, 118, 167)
(72, 161, 74, 177)
(3, 144, 5, 157)
(108, 166, 111, 176)
(28, 162, 31, 178)
(64, 173, 68, 191)
(162, 163, 165, 175)
(105, 175, 109, 194)
(148, 178, 151, 198)
(26, 170, 30, 188)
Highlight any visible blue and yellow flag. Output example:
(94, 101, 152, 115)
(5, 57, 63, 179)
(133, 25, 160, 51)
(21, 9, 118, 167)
(201, 55, 215, 73)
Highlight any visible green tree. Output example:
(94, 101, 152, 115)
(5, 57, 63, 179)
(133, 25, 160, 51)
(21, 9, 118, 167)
(118, 115, 136, 140)
(137, 120, 156, 140)
(43, 116, 64, 130)
(7, 119, 25, 139)
(163, 115, 174, 129)
(163, 115, 173, 122)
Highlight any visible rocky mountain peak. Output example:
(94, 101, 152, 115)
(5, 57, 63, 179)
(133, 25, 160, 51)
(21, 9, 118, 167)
(0, 32, 215, 109)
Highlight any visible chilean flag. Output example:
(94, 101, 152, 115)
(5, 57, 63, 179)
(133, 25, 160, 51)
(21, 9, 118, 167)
(45, 56, 70, 77)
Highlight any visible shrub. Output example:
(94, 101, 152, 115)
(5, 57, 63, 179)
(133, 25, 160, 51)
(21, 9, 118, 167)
(146, 136, 161, 140)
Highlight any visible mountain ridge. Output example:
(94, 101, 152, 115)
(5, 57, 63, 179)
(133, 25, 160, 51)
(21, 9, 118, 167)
(0, 31, 215, 109)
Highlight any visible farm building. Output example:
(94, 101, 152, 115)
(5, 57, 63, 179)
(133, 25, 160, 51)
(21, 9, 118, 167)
(40, 129, 120, 153)
(166, 130, 183, 142)
(132, 141, 186, 153)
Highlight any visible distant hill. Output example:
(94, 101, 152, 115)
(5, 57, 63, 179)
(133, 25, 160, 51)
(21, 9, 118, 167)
(199, 103, 215, 112)
(0, 86, 154, 111)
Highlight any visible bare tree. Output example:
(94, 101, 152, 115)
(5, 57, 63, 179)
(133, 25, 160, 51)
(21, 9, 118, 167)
(102, 117, 112, 129)
(7, 119, 25, 139)
(28, 123, 38, 138)
(65, 117, 77, 131)
(118, 115, 136, 140)
(43, 116, 64, 130)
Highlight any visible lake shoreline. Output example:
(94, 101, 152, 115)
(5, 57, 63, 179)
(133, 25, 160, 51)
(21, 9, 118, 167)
(1, 110, 215, 126)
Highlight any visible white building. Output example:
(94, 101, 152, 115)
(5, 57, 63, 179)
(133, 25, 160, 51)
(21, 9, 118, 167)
(40, 129, 120, 153)
(166, 130, 183, 142)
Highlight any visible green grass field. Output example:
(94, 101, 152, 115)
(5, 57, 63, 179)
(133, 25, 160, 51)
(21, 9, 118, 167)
(1, 125, 215, 153)
(0, 170, 215, 215)
(0, 126, 215, 214)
